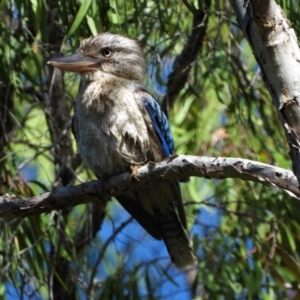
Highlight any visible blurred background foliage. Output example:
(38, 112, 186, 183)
(1, 0, 300, 299)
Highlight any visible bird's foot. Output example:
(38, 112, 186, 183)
(130, 164, 143, 180)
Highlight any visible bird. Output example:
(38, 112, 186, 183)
(48, 32, 197, 269)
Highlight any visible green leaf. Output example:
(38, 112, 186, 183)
(281, 222, 297, 252)
(66, 0, 93, 39)
(86, 15, 98, 36)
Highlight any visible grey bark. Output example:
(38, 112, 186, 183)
(230, 0, 300, 184)
(1, 155, 299, 220)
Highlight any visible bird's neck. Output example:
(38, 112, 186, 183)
(77, 71, 141, 113)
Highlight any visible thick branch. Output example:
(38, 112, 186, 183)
(230, 0, 300, 184)
(161, 1, 210, 114)
(0, 155, 299, 220)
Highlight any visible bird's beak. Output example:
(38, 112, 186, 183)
(48, 53, 102, 73)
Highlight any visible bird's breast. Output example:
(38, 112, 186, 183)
(75, 80, 152, 177)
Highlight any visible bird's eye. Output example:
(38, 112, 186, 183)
(102, 48, 112, 57)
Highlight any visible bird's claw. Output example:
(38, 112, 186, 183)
(130, 164, 142, 180)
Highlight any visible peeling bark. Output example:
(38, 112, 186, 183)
(230, 0, 300, 184)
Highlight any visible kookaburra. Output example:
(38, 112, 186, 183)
(48, 32, 197, 269)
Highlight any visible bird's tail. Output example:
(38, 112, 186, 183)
(153, 203, 197, 269)
(116, 182, 197, 269)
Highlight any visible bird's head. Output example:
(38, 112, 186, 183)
(48, 32, 146, 83)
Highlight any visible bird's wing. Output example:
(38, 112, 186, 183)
(139, 90, 175, 157)
(117, 89, 196, 268)
(138, 89, 187, 227)
(139, 92, 196, 267)
(117, 89, 186, 228)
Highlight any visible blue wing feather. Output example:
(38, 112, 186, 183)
(141, 93, 174, 157)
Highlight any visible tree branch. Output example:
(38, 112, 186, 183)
(161, 1, 210, 114)
(230, 0, 300, 185)
(0, 155, 299, 220)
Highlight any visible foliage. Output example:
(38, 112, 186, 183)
(1, 0, 300, 299)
